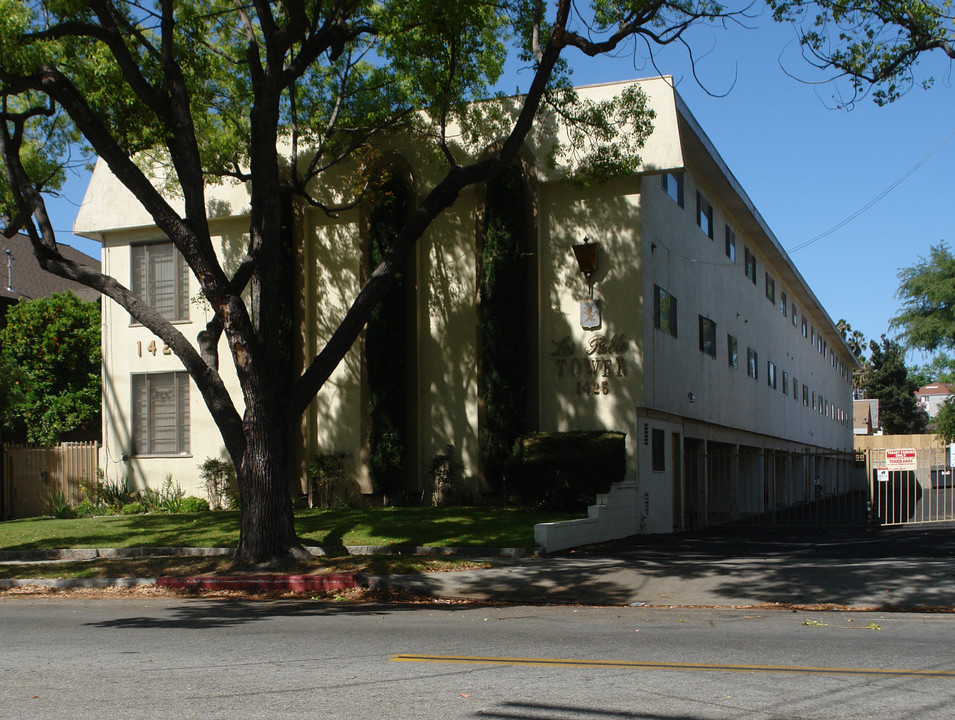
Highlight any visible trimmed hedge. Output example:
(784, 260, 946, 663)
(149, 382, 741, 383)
(505, 431, 626, 511)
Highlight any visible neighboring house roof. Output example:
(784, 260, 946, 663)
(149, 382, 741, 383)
(853, 399, 880, 435)
(0, 233, 100, 304)
(916, 383, 955, 397)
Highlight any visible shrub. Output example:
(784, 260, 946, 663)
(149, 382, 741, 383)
(75, 498, 99, 517)
(306, 453, 346, 508)
(141, 475, 185, 513)
(44, 488, 76, 519)
(180, 496, 210, 513)
(199, 457, 236, 510)
(505, 431, 626, 511)
(120, 501, 144, 515)
(430, 443, 465, 506)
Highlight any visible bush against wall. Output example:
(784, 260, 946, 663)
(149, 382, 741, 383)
(506, 431, 626, 511)
(480, 161, 530, 490)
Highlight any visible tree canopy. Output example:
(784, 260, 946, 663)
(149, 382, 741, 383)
(862, 335, 927, 433)
(892, 242, 955, 353)
(0, 291, 101, 445)
(1, 1, 742, 565)
(770, 0, 955, 106)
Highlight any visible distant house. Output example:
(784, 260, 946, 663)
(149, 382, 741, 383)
(0, 233, 100, 323)
(915, 383, 955, 419)
(853, 399, 880, 436)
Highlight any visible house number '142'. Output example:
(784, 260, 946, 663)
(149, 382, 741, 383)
(137, 340, 172, 357)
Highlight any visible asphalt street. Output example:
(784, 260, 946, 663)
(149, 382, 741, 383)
(1, 598, 953, 719)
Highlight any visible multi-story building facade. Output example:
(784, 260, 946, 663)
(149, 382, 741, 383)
(75, 77, 858, 543)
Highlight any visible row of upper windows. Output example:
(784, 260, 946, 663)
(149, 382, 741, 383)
(660, 172, 851, 385)
(653, 284, 850, 427)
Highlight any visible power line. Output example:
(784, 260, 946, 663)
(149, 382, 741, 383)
(787, 126, 955, 254)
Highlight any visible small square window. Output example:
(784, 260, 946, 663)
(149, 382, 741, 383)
(661, 173, 684, 207)
(697, 191, 713, 239)
(725, 225, 736, 262)
(699, 316, 717, 357)
(727, 334, 738, 369)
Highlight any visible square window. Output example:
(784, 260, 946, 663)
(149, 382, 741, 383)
(132, 372, 190, 456)
(765, 273, 775, 304)
(661, 173, 684, 207)
(653, 285, 678, 337)
(699, 316, 717, 357)
(745, 247, 757, 284)
(725, 225, 736, 262)
(131, 243, 190, 322)
(697, 191, 713, 239)
(727, 334, 738, 369)
(747, 347, 758, 379)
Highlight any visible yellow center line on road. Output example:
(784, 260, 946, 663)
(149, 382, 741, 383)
(390, 654, 955, 678)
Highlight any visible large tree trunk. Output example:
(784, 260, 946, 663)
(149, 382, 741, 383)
(233, 412, 309, 567)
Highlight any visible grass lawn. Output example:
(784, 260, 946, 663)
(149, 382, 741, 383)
(0, 506, 577, 552)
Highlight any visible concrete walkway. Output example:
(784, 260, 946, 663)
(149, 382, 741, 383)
(3, 525, 953, 609)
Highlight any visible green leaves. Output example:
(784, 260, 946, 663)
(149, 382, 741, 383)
(0, 292, 101, 445)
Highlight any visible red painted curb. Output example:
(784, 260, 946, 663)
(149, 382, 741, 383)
(156, 574, 363, 592)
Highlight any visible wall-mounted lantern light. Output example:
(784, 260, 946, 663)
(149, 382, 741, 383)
(573, 237, 602, 329)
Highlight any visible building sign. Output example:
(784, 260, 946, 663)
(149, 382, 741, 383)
(885, 448, 917, 471)
(876, 468, 889, 483)
(550, 334, 628, 396)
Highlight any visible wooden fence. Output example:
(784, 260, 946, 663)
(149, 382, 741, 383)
(1, 442, 100, 519)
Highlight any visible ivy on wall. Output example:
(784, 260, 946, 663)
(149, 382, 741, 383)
(480, 161, 530, 490)
(365, 171, 411, 499)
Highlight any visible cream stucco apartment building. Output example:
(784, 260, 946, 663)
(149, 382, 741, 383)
(74, 77, 858, 545)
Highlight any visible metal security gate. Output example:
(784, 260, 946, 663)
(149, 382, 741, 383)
(862, 446, 955, 527)
(684, 445, 867, 530)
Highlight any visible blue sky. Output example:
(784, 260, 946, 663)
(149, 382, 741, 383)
(45, 13, 954, 365)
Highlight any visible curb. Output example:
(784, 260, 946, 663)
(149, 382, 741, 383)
(156, 573, 364, 592)
(0, 545, 531, 562)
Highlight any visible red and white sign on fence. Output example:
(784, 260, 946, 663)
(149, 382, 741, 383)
(885, 448, 917, 471)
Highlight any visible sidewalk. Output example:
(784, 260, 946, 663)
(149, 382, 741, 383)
(373, 525, 955, 608)
(3, 525, 954, 609)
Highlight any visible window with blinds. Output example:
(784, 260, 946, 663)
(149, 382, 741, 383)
(132, 372, 190, 455)
(131, 243, 190, 321)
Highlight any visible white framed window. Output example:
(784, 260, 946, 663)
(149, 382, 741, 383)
(132, 372, 191, 456)
(131, 242, 190, 322)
